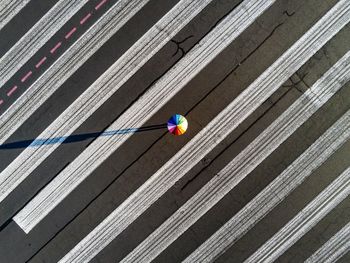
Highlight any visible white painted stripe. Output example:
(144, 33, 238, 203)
(305, 222, 350, 263)
(0, 0, 213, 206)
(0, 0, 31, 32)
(14, 0, 277, 234)
(0, 0, 152, 144)
(122, 52, 350, 263)
(244, 166, 350, 263)
(0, 0, 89, 90)
(56, 2, 350, 262)
(185, 103, 350, 263)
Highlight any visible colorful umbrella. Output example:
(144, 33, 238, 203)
(167, 114, 188, 135)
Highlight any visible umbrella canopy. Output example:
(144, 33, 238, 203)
(167, 114, 188, 135)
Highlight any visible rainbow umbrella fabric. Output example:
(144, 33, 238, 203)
(167, 114, 188, 135)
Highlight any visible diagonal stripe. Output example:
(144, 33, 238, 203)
(184, 97, 350, 263)
(0, 0, 152, 145)
(0, 0, 214, 209)
(0, 0, 90, 90)
(122, 52, 350, 263)
(13, 0, 277, 234)
(0, 0, 31, 32)
(244, 166, 350, 263)
(53, 1, 350, 262)
(305, 222, 350, 263)
(95, 0, 107, 11)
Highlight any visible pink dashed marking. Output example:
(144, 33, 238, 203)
(7, 85, 18, 97)
(95, 0, 107, 10)
(50, 42, 62, 54)
(0, 99, 3, 105)
(65, 27, 77, 39)
(35, 57, 47, 68)
(21, 71, 32, 83)
(8, 4, 108, 105)
(80, 13, 92, 25)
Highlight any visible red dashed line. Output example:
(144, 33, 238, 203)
(7, 85, 18, 97)
(80, 13, 92, 25)
(21, 71, 32, 83)
(0, 99, 3, 105)
(65, 27, 77, 39)
(95, 0, 107, 10)
(50, 42, 62, 54)
(35, 56, 47, 68)
(5, 4, 102, 106)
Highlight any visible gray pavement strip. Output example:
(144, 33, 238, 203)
(50, 1, 350, 262)
(184, 82, 350, 262)
(305, 222, 350, 263)
(0, 0, 89, 90)
(1, 0, 214, 212)
(0, 0, 152, 144)
(244, 166, 350, 263)
(13, 0, 276, 235)
(0, 0, 31, 32)
(122, 51, 350, 263)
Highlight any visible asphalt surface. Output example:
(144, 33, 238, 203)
(0, 0, 349, 262)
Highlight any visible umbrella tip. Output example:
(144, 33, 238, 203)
(167, 114, 188, 136)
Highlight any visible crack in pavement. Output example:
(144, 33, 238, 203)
(21, 6, 289, 262)
(180, 21, 285, 191)
(171, 35, 194, 57)
(283, 10, 296, 17)
(282, 72, 309, 94)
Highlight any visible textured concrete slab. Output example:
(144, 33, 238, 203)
(0, 0, 349, 262)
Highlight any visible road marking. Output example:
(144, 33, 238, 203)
(122, 52, 350, 263)
(13, 0, 276, 235)
(244, 166, 350, 263)
(6, 85, 18, 97)
(0, 100, 3, 105)
(35, 57, 47, 69)
(305, 222, 350, 263)
(65, 27, 77, 39)
(55, 1, 350, 262)
(0, 0, 31, 32)
(1, 2, 103, 106)
(0, 0, 89, 90)
(0, 0, 154, 145)
(95, 0, 107, 10)
(0, 0, 214, 212)
(50, 42, 62, 54)
(184, 105, 350, 263)
(20, 71, 32, 83)
(80, 12, 91, 25)
(1, 0, 109, 106)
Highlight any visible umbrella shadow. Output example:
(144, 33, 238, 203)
(0, 123, 168, 150)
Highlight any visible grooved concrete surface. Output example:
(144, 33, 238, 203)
(0, 0, 349, 262)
